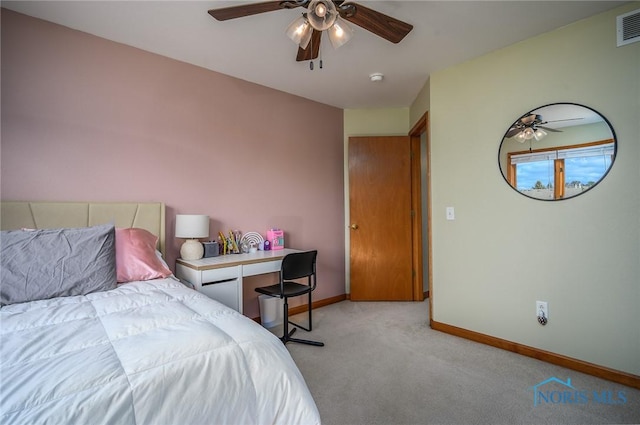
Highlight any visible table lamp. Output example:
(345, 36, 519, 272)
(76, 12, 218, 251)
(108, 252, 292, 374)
(175, 214, 209, 260)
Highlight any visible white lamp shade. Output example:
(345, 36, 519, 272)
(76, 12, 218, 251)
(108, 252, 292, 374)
(286, 15, 313, 48)
(175, 214, 209, 239)
(328, 17, 354, 49)
(522, 127, 535, 140)
(534, 128, 548, 141)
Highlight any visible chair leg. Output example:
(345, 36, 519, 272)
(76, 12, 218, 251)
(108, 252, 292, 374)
(307, 291, 313, 331)
(280, 297, 296, 343)
(288, 291, 314, 332)
(281, 296, 324, 347)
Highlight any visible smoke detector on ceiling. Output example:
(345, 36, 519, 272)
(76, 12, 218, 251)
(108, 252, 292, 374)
(369, 73, 384, 82)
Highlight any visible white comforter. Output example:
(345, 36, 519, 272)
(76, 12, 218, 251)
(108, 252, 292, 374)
(0, 278, 321, 425)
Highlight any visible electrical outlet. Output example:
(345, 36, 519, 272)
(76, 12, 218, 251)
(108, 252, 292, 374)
(536, 301, 548, 325)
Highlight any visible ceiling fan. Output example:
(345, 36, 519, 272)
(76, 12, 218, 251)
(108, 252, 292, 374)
(505, 113, 585, 142)
(505, 114, 559, 139)
(207, 1, 413, 62)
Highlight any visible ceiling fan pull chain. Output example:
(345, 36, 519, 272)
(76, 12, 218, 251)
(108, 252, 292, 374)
(319, 59, 323, 69)
(309, 32, 315, 70)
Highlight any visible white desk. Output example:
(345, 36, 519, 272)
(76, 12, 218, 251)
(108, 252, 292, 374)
(175, 249, 300, 313)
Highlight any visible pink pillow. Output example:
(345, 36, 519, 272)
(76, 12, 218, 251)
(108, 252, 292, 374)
(115, 228, 172, 283)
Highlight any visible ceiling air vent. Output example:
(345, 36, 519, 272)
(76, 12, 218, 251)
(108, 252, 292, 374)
(617, 8, 640, 47)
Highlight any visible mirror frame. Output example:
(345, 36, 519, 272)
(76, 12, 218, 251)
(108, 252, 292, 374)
(498, 102, 617, 201)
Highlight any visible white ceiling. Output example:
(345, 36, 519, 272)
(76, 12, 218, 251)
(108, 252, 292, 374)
(2, 1, 627, 109)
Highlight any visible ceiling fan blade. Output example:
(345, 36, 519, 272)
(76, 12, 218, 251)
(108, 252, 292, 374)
(542, 118, 584, 124)
(296, 29, 322, 61)
(208, 1, 295, 21)
(537, 125, 562, 133)
(342, 3, 413, 44)
(505, 127, 522, 138)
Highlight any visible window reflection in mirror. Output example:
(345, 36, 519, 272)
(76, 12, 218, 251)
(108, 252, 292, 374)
(498, 103, 616, 201)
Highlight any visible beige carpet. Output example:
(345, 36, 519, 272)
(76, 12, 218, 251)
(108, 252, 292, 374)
(267, 300, 640, 425)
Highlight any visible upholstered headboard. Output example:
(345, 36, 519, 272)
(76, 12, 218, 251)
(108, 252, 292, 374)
(0, 202, 166, 255)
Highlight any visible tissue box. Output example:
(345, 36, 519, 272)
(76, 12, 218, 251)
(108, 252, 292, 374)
(267, 229, 284, 250)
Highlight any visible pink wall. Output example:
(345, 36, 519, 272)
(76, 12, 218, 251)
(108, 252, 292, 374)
(1, 9, 346, 318)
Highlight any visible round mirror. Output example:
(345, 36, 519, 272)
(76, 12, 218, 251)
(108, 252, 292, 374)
(498, 103, 616, 201)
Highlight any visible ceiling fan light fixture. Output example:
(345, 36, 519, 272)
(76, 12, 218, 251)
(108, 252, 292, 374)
(307, 0, 338, 31)
(534, 128, 547, 141)
(328, 17, 354, 49)
(522, 127, 535, 140)
(285, 15, 313, 48)
(314, 2, 327, 17)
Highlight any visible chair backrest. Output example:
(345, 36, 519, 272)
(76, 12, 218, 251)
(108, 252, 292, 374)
(281, 250, 317, 281)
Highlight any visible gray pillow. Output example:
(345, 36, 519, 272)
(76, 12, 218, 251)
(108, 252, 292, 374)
(0, 224, 116, 306)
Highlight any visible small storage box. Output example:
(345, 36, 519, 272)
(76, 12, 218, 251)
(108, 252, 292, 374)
(202, 241, 219, 257)
(267, 229, 284, 250)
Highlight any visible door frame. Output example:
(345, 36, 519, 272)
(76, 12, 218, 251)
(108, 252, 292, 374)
(409, 112, 432, 320)
(343, 112, 431, 308)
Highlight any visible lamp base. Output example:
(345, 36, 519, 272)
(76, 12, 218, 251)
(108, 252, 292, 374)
(180, 239, 204, 260)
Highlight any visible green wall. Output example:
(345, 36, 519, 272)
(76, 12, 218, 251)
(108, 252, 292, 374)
(422, 3, 639, 374)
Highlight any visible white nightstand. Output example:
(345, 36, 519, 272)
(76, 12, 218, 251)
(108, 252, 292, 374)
(175, 249, 300, 313)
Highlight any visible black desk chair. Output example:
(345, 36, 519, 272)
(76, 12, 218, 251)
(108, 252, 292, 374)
(255, 250, 324, 347)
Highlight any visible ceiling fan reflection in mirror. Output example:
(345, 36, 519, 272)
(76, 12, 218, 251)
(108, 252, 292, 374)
(506, 113, 584, 144)
(207, 1, 413, 64)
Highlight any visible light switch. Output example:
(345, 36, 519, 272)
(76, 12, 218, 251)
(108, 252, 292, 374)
(446, 207, 455, 220)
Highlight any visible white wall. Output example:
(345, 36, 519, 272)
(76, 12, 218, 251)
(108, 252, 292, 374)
(422, 3, 639, 375)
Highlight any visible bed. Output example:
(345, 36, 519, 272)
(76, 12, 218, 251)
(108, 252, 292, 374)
(0, 202, 321, 425)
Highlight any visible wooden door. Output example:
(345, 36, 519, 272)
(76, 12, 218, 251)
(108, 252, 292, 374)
(349, 136, 413, 301)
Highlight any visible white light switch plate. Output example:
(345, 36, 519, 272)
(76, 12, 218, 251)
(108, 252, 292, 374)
(446, 207, 455, 220)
